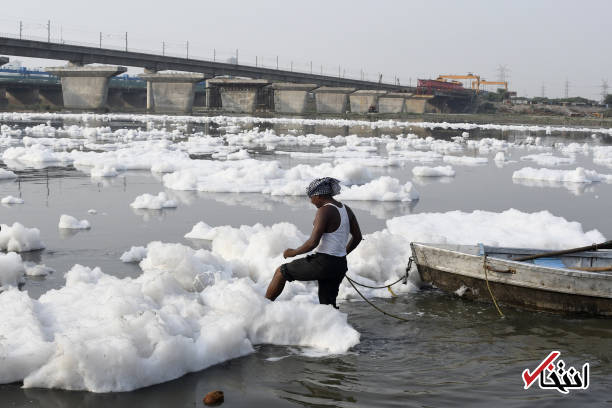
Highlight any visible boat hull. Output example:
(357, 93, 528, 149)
(412, 243, 612, 316)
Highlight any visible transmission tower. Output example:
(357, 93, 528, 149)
(602, 79, 609, 103)
(564, 79, 569, 99)
(497, 64, 510, 82)
(541, 83, 546, 98)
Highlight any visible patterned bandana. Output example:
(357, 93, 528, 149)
(306, 177, 341, 197)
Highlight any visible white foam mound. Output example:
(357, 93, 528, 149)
(90, 164, 119, 178)
(0, 252, 25, 289)
(512, 167, 612, 184)
(443, 155, 488, 165)
(0, 168, 17, 179)
(412, 165, 455, 177)
(338, 177, 419, 201)
(494, 152, 506, 162)
(1, 195, 24, 204)
(24, 262, 55, 277)
(120, 246, 148, 262)
(130, 192, 178, 210)
(520, 153, 575, 166)
(58, 215, 91, 230)
(0, 240, 359, 392)
(0, 223, 45, 252)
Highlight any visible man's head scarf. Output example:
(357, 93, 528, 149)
(306, 177, 341, 197)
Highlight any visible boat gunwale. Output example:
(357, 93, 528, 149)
(411, 242, 612, 299)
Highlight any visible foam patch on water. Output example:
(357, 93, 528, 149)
(0, 252, 25, 289)
(513, 167, 612, 184)
(520, 153, 575, 166)
(1, 195, 24, 204)
(58, 215, 91, 229)
(0, 222, 45, 252)
(130, 192, 178, 210)
(412, 165, 455, 177)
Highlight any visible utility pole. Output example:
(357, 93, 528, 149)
(310, 61, 312, 74)
(541, 83, 546, 98)
(602, 79, 609, 103)
(338, 65, 341, 78)
(47, 20, 50, 43)
(125, 32, 128, 52)
(99, 32, 102, 48)
(276, 56, 279, 70)
(564, 78, 569, 99)
(255, 56, 258, 67)
(235, 49, 238, 64)
(19, 21, 22, 39)
(186, 41, 189, 59)
(291, 61, 293, 72)
(213, 48, 216, 61)
(162, 41, 165, 56)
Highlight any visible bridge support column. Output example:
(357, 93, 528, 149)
(313, 87, 355, 114)
(6, 87, 40, 106)
(207, 78, 270, 113)
(271, 83, 317, 114)
(405, 95, 434, 114)
(378, 92, 409, 113)
(349, 90, 387, 113)
(138, 72, 206, 114)
(45, 65, 127, 110)
(0, 87, 7, 108)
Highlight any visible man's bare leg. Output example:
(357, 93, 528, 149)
(265, 267, 287, 301)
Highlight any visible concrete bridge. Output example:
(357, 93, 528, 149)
(0, 37, 442, 115)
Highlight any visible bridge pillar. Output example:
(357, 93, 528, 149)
(405, 95, 434, 114)
(378, 92, 409, 114)
(0, 57, 8, 66)
(271, 83, 317, 114)
(207, 78, 270, 113)
(313, 87, 355, 114)
(45, 65, 127, 110)
(0, 87, 6, 108)
(5, 86, 40, 106)
(349, 90, 387, 113)
(139, 72, 206, 114)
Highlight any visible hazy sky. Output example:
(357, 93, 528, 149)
(1, 0, 610, 100)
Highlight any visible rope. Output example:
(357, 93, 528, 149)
(483, 254, 504, 318)
(346, 276, 411, 322)
(343, 257, 415, 322)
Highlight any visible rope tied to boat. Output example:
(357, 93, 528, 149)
(344, 257, 415, 322)
(482, 254, 505, 318)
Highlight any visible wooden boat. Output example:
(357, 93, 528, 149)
(411, 242, 612, 316)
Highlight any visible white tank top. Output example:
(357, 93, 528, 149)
(316, 203, 349, 257)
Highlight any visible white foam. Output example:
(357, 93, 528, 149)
(520, 153, 575, 166)
(442, 155, 488, 165)
(513, 167, 612, 184)
(1, 195, 24, 204)
(24, 262, 55, 277)
(58, 215, 91, 230)
(338, 177, 419, 201)
(412, 165, 455, 177)
(0, 252, 25, 289)
(0, 223, 45, 252)
(0, 169, 17, 179)
(130, 192, 178, 210)
(120, 246, 148, 263)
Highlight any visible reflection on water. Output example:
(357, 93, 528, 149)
(512, 178, 597, 196)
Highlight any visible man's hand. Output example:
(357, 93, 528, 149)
(283, 249, 296, 259)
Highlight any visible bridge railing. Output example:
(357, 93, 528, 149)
(0, 25, 402, 86)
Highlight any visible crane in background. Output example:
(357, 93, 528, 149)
(436, 73, 481, 93)
(474, 80, 508, 91)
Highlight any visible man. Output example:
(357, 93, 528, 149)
(265, 177, 362, 308)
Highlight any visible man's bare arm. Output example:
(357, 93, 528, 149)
(283, 207, 330, 258)
(345, 206, 362, 255)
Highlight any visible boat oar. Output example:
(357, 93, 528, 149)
(513, 240, 612, 262)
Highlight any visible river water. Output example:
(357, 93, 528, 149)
(0, 114, 611, 407)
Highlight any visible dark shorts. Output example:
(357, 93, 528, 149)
(280, 252, 348, 307)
